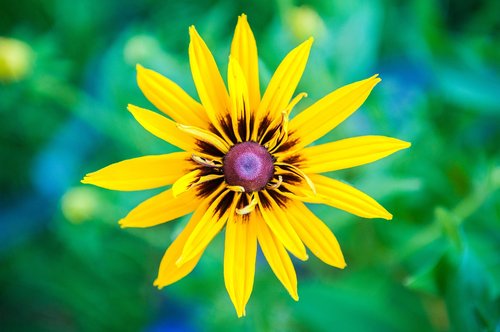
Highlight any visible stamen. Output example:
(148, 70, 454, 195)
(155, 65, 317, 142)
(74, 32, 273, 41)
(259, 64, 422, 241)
(236, 193, 258, 215)
(275, 162, 317, 195)
(259, 92, 307, 146)
(198, 174, 225, 184)
(266, 175, 283, 190)
(268, 111, 289, 154)
(227, 185, 246, 192)
(191, 155, 222, 168)
(284, 92, 307, 115)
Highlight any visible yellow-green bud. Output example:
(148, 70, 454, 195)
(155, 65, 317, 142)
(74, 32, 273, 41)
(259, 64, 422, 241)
(0, 37, 33, 83)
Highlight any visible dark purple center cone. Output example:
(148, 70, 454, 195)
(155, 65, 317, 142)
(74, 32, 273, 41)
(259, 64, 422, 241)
(223, 142, 274, 192)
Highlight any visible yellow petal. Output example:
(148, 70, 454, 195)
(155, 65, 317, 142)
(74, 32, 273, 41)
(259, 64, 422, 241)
(172, 170, 201, 197)
(287, 201, 346, 268)
(177, 124, 230, 153)
(189, 26, 232, 143)
(154, 202, 210, 288)
(172, 169, 223, 197)
(253, 38, 313, 139)
(284, 92, 308, 115)
(235, 192, 258, 215)
(119, 189, 199, 228)
(177, 188, 231, 265)
(299, 136, 411, 173)
(128, 104, 197, 152)
(275, 182, 316, 202)
(224, 214, 257, 317)
(136, 64, 209, 128)
(289, 75, 381, 148)
(82, 152, 191, 191)
(257, 191, 308, 261)
(255, 211, 299, 301)
(275, 162, 316, 194)
(309, 174, 393, 220)
(227, 56, 251, 142)
(230, 14, 260, 110)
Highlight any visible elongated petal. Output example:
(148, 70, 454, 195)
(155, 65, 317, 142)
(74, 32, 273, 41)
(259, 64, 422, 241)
(254, 38, 313, 139)
(299, 136, 411, 173)
(230, 14, 260, 110)
(289, 75, 381, 148)
(224, 214, 257, 317)
(189, 26, 231, 142)
(82, 152, 191, 191)
(128, 104, 197, 152)
(119, 189, 199, 228)
(287, 201, 346, 268)
(227, 56, 251, 142)
(255, 211, 299, 300)
(136, 64, 209, 128)
(178, 124, 230, 153)
(154, 202, 210, 288)
(172, 170, 201, 197)
(258, 191, 308, 261)
(275, 162, 316, 194)
(177, 189, 231, 265)
(309, 174, 392, 220)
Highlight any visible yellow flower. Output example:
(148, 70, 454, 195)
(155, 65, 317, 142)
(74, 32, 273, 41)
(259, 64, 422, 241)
(82, 14, 410, 317)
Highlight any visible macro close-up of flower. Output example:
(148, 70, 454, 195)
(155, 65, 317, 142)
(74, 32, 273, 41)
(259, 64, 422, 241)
(82, 14, 410, 317)
(3, 0, 499, 329)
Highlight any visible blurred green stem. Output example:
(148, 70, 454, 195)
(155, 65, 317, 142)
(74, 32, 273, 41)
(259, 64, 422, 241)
(438, 165, 499, 251)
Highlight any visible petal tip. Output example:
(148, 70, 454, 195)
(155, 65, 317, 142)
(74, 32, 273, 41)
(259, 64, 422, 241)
(136, 63, 144, 71)
(126, 103, 135, 112)
(294, 248, 309, 261)
(188, 25, 198, 36)
(392, 138, 412, 151)
(234, 305, 246, 318)
(153, 281, 165, 290)
(118, 219, 128, 228)
(368, 74, 381, 84)
(126, 103, 147, 115)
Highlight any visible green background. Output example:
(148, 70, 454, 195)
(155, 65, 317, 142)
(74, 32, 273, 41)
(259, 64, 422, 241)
(1, 0, 499, 331)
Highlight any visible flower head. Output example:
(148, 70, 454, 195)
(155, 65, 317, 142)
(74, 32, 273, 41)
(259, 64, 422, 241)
(82, 14, 410, 317)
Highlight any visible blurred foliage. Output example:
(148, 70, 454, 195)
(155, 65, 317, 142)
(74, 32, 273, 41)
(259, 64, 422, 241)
(1, 0, 499, 331)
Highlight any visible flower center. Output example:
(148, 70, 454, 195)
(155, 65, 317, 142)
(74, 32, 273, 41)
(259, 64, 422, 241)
(223, 141, 274, 192)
